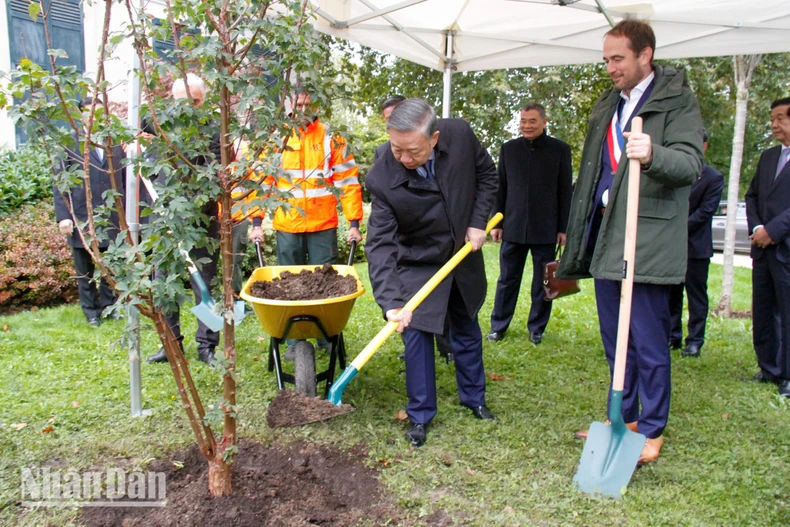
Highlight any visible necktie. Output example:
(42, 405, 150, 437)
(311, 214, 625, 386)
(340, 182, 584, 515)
(426, 158, 434, 180)
(777, 148, 790, 179)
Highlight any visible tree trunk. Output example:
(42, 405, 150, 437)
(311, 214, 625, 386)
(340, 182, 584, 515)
(718, 54, 761, 316)
(208, 453, 232, 497)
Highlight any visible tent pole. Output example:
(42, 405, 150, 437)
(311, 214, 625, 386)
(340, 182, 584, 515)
(126, 20, 143, 418)
(442, 31, 454, 118)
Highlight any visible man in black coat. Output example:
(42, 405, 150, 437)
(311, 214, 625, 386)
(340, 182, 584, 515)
(668, 130, 724, 358)
(54, 97, 125, 327)
(365, 98, 498, 447)
(146, 73, 222, 366)
(745, 97, 790, 397)
(487, 102, 572, 345)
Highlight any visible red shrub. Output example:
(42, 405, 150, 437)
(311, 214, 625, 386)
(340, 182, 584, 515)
(0, 203, 77, 310)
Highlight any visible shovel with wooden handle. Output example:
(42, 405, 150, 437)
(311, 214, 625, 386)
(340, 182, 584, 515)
(327, 213, 503, 407)
(574, 117, 647, 498)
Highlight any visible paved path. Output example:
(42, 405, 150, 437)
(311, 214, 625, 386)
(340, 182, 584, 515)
(711, 251, 752, 269)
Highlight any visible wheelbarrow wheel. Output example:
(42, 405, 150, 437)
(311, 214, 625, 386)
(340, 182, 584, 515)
(294, 341, 317, 397)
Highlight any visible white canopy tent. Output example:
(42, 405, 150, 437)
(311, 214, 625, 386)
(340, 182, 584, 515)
(312, 0, 790, 116)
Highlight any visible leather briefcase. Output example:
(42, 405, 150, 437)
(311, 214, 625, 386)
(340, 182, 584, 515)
(543, 246, 580, 301)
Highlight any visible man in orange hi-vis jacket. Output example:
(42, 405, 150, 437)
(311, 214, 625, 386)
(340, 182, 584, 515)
(248, 91, 363, 354)
(249, 91, 363, 257)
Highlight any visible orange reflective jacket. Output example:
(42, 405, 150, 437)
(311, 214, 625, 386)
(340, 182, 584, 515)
(263, 119, 363, 233)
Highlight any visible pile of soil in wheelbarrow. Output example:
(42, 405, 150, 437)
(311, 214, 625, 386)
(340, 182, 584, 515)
(81, 440, 411, 527)
(249, 263, 358, 301)
(267, 390, 355, 428)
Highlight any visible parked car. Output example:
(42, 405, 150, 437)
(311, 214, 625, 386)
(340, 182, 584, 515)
(711, 201, 751, 254)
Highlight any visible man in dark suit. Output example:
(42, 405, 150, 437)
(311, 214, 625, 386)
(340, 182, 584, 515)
(668, 129, 724, 358)
(487, 102, 572, 345)
(744, 97, 790, 397)
(54, 97, 125, 327)
(365, 98, 498, 447)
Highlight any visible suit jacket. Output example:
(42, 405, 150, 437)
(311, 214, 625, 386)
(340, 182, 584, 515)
(54, 139, 126, 249)
(494, 132, 572, 245)
(687, 164, 724, 259)
(365, 119, 498, 334)
(746, 145, 790, 262)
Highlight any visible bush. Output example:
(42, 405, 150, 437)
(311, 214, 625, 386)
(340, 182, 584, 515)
(0, 202, 77, 310)
(0, 144, 53, 216)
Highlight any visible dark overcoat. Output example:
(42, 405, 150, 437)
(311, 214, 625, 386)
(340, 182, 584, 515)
(495, 132, 572, 244)
(53, 139, 126, 249)
(687, 164, 724, 259)
(365, 118, 498, 334)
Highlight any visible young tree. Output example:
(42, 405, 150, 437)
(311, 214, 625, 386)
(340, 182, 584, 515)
(2, 0, 335, 496)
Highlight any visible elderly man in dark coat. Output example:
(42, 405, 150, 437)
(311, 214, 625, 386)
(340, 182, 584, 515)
(488, 102, 573, 345)
(54, 97, 125, 327)
(365, 98, 498, 447)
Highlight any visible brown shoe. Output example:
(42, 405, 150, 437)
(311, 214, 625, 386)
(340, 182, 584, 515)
(574, 420, 638, 440)
(637, 436, 664, 465)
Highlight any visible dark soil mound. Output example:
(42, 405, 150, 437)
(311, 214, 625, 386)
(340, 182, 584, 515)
(82, 440, 406, 527)
(250, 264, 358, 301)
(267, 390, 354, 428)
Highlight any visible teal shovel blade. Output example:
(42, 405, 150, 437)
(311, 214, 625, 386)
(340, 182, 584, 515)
(574, 420, 646, 498)
(574, 391, 647, 499)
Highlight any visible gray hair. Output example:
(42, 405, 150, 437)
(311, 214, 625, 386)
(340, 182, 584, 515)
(520, 102, 546, 119)
(386, 98, 438, 138)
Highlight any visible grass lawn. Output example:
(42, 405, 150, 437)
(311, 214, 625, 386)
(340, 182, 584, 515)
(1, 245, 787, 526)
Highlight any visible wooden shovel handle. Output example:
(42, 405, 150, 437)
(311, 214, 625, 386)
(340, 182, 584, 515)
(612, 117, 642, 392)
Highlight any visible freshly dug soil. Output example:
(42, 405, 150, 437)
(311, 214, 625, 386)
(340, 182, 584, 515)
(250, 264, 358, 301)
(81, 440, 407, 527)
(267, 390, 355, 429)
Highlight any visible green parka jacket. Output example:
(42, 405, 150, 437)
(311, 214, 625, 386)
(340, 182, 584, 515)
(557, 65, 704, 285)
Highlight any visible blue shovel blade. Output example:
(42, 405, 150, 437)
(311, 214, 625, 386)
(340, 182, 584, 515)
(573, 420, 646, 499)
(191, 303, 224, 332)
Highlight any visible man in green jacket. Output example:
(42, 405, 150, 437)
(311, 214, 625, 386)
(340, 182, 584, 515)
(558, 19, 703, 464)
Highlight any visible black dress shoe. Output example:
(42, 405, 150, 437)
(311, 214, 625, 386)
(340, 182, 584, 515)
(405, 422, 427, 447)
(681, 343, 701, 358)
(668, 339, 682, 350)
(87, 317, 101, 327)
(147, 342, 184, 364)
(529, 332, 543, 345)
(741, 371, 777, 384)
(470, 405, 496, 420)
(779, 380, 790, 398)
(486, 331, 504, 342)
(198, 348, 216, 366)
(146, 348, 168, 364)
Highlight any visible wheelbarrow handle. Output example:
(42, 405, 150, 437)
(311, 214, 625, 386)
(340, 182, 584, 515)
(347, 239, 358, 266)
(254, 238, 265, 268)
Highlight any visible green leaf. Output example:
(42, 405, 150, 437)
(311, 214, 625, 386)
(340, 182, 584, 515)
(28, 1, 40, 21)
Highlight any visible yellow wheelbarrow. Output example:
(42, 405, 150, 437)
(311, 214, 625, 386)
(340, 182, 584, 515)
(239, 241, 365, 398)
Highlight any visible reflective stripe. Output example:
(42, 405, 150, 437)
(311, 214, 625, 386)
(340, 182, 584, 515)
(283, 169, 306, 179)
(334, 176, 360, 187)
(332, 160, 357, 172)
(289, 187, 333, 198)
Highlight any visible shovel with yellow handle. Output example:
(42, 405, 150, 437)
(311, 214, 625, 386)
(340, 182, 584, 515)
(573, 117, 647, 498)
(327, 213, 503, 406)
